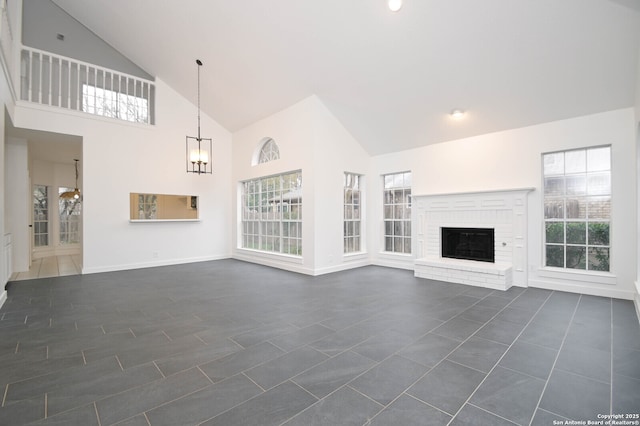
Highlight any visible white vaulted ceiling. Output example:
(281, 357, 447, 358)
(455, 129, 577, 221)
(51, 0, 640, 155)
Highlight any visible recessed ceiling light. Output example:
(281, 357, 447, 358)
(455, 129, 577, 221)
(388, 0, 403, 12)
(450, 109, 465, 119)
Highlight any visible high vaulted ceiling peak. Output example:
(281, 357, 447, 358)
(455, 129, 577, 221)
(51, 0, 640, 155)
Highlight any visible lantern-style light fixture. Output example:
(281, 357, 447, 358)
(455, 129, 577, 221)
(60, 159, 81, 200)
(186, 59, 213, 174)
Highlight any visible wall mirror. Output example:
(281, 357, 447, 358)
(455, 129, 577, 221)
(130, 193, 198, 220)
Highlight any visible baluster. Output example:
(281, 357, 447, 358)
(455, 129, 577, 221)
(78, 62, 82, 111)
(27, 50, 33, 102)
(110, 71, 114, 117)
(125, 76, 129, 120)
(143, 82, 148, 123)
(67, 60, 71, 109)
(38, 52, 43, 104)
(48, 55, 52, 105)
(93, 67, 97, 113)
(58, 58, 62, 107)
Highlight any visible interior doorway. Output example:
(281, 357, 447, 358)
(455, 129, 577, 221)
(5, 120, 83, 280)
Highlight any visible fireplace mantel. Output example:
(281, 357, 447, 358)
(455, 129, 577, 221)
(413, 188, 534, 290)
(413, 187, 535, 199)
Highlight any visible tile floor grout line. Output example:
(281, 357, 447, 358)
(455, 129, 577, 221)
(466, 402, 520, 425)
(443, 289, 557, 426)
(1, 384, 8, 407)
(273, 380, 323, 425)
(193, 333, 208, 345)
(241, 372, 266, 392)
(152, 361, 166, 378)
(609, 297, 614, 417)
(94, 401, 102, 426)
(115, 355, 125, 371)
(527, 293, 582, 426)
(292, 294, 476, 424)
(551, 365, 612, 386)
(44, 392, 48, 419)
(360, 288, 525, 425)
(345, 384, 386, 409)
(196, 365, 214, 384)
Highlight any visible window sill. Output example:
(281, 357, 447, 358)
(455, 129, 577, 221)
(129, 219, 200, 223)
(538, 267, 616, 286)
(236, 248, 303, 264)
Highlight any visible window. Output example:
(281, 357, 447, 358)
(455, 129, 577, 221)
(82, 83, 150, 123)
(33, 185, 49, 247)
(258, 138, 280, 164)
(543, 146, 611, 271)
(242, 171, 302, 255)
(383, 171, 412, 254)
(59, 187, 81, 244)
(135, 194, 158, 220)
(344, 173, 362, 253)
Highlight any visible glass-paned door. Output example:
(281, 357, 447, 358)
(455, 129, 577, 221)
(33, 184, 49, 247)
(59, 187, 81, 244)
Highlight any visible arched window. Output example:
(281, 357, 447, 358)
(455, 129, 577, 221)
(257, 138, 280, 164)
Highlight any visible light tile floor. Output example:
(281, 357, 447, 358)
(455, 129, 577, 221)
(10, 255, 81, 281)
(0, 260, 638, 425)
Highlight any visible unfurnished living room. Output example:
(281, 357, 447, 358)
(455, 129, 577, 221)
(1, 0, 640, 425)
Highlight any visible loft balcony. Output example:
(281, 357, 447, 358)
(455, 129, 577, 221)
(0, 1, 155, 125)
(19, 46, 155, 125)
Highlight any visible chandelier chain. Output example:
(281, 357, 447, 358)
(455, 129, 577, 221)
(197, 60, 202, 140)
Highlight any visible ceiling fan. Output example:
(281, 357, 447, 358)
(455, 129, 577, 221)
(60, 159, 81, 200)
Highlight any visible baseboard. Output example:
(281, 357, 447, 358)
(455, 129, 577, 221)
(81, 255, 230, 275)
(312, 258, 371, 276)
(232, 252, 314, 276)
(635, 281, 640, 325)
(529, 278, 636, 300)
(0, 290, 7, 310)
(372, 255, 415, 271)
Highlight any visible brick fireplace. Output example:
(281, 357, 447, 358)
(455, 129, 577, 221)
(413, 188, 533, 290)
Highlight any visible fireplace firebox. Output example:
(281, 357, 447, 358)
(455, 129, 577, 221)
(441, 227, 495, 263)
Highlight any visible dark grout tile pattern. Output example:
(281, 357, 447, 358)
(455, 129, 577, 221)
(0, 259, 638, 425)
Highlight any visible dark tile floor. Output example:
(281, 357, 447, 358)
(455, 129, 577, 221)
(0, 259, 639, 425)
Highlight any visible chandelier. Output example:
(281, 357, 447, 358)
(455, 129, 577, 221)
(186, 59, 213, 174)
(60, 159, 81, 200)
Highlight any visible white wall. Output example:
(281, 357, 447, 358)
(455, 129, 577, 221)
(370, 108, 637, 299)
(0, 105, 6, 306)
(311, 97, 370, 274)
(635, 42, 640, 311)
(5, 137, 29, 271)
(11, 78, 233, 273)
(232, 95, 370, 275)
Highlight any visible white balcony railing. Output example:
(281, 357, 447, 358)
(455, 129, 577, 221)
(20, 46, 155, 125)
